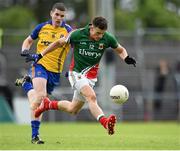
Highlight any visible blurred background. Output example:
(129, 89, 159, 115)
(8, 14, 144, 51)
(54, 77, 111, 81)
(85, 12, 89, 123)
(0, 0, 180, 124)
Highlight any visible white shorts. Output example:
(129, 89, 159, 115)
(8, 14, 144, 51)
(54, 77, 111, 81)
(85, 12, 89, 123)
(68, 71, 97, 102)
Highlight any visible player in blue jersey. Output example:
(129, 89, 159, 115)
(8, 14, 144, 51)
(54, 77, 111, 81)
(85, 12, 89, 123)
(15, 2, 72, 144)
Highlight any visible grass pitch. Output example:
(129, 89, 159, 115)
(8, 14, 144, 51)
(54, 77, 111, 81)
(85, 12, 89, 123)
(0, 122, 179, 150)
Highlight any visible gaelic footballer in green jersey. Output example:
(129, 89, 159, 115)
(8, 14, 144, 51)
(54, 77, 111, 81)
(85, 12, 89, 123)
(69, 24, 119, 79)
(34, 16, 136, 136)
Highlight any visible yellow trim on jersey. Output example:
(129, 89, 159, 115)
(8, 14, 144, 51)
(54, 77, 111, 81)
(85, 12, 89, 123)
(31, 65, 35, 78)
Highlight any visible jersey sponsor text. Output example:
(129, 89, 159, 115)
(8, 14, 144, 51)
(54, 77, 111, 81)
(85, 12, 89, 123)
(79, 49, 102, 58)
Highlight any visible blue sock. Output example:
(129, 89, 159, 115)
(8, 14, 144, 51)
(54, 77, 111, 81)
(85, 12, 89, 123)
(22, 82, 33, 94)
(31, 120, 40, 138)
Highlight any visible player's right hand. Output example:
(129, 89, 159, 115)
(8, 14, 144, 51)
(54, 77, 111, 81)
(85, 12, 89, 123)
(124, 56, 136, 67)
(24, 54, 43, 63)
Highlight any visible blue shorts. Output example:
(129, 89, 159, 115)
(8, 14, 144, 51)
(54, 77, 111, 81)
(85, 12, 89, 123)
(28, 64, 60, 94)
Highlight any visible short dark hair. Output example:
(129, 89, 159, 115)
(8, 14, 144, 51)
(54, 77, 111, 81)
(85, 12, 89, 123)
(52, 2, 66, 11)
(92, 16, 108, 30)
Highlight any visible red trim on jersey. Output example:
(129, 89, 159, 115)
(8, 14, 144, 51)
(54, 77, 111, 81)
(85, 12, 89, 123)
(85, 64, 99, 79)
(69, 48, 75, 71)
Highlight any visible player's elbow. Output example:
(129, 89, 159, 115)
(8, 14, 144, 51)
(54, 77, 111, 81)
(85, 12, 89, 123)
(86, 94, 97, 103)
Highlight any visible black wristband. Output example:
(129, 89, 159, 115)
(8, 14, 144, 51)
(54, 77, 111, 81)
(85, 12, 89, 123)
(124, 56, 129, 62)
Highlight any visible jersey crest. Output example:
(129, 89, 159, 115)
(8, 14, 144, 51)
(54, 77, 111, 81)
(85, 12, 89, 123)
(98, 43, 104, 50)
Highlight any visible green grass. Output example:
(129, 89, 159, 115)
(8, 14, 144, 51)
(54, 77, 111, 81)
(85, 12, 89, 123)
(0, 122, 179, 150)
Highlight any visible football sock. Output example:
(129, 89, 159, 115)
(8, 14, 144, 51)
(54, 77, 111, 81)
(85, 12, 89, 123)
(97, 114, 107, 129)
(31, 120, 40, 138)
(49, 100, 59, 110)
(22, 82, 33, 94)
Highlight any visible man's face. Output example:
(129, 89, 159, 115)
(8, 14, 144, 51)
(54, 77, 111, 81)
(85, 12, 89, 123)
(50, 8, 65, 27)
(90, 26, 106, 41)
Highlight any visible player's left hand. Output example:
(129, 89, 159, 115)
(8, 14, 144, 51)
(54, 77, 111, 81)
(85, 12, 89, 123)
(124, 56, 136, 67)
(25, 54, 43, 63)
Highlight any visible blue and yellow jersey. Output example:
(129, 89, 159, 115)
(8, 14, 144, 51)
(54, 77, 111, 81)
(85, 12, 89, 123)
(30, 20, 72, 73)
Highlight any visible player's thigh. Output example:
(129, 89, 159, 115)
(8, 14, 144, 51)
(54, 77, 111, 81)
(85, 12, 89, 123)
(69, 71, 96, 102)
(80, 85, 96, 99)
(69, 71, 95, 93)
(69, 71, 89, 91)
(29, 64, 48, 95)
(32, 77, 47, 95)
(46, 71, 60, 94)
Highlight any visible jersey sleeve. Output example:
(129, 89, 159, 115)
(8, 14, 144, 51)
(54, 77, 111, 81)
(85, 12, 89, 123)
(107, 32, 119, 49)
(64, 24, 73, 33)
(30, 22, 47, 40)
(69, 29, 81, 43)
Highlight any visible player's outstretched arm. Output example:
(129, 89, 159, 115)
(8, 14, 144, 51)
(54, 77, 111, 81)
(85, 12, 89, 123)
(114, 44, 128, 60)
(41, 29, 75, 56)
(41, 37, 67, 56)
(114, 44, 136, 67)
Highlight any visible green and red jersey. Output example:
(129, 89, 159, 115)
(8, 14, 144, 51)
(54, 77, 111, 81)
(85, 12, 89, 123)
(69, 25, 119, 79)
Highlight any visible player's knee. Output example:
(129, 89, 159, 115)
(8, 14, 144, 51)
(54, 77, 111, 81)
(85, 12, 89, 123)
(30, 102, 40, 110)
(86, 94, 97, 103)
(36, 92, 47, 103)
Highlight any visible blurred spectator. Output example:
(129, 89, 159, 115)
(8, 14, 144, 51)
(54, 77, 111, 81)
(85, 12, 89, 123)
(0, 53, 14, 112)
(154, 59, 169, 111)
(173, 60, 180, 119)
(174, 61, 180, 89)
